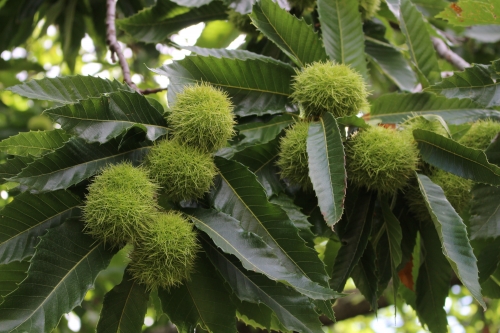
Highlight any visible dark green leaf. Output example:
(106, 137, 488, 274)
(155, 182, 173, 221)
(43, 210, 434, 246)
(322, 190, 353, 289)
(0, 190, 81, 264)
(11, 137, 151, 192)
(414, 129, 500, 186)
(116, 0, 227, 43)
(0, 0, 41, 53)
(369, 92, 500, 125)
(307, 113, 346, 227)
(158, 255, 236, 333)
(317, 0, 367, 78)
(0, 130, 71, 157)
(96, 270, 150, 333)
(351, 242, 378, 311)
(44, 91, 167, 144)
(232, 114, 293, 148)
(7, 75, 133, 104)
(212, 157, 336, 299)
(0, 261, 29, 302)
(153, 56, 295, 117)
(399, 0, 440, 84)
(417, 174, 485, 308)
(0, 156, 33, 184)
(0, 219, 117, 333)
(202, 238, 323, 333)
(365, 39, 418, 91)
(250, 0, 327, 67)
(411, 0, 448, 17)
(476, 238, 500, 283)
(427, 63, 500, 108)
(235, 300, 287, 332)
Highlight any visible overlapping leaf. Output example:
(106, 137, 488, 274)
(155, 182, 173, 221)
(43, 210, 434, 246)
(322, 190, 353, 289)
(351, 242, 378, 311)
(427, 63, 500, 108)
(317, 0, 367, 78)
(369, 92, 500, 124)
(0, 156, 33, 184)
(417, 174, 485, 308)
(250, 0, 327, 67)
(399, 0, 440, 84)
(153, 55, 295, 117)
(96, 270, 150, 333)
(414, 129, 500, 185)
(44, 91, 167, 144)
(7, 75, 133, 104)
(11, 137, 151, 192)
(211, 157, 335, 299)
(0, 261, 29, 302)
(307, 113, 346, 227)
(117, 0, 227, 43)
(0, 130, 71, 157)
(0, 190, 81, 264)
(0, 219, 117, 333)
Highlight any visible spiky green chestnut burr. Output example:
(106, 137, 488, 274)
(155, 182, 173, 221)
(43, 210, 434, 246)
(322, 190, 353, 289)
(359, 0, 381, 20)
(83, 162, 159, 246)
(146, 139, 217, 201)
(458, 119, 500, 150)
(276, 122, 311, 189)
(169, 82, 236, 153)
(430, 169, 472, 214)
(228, 10, 257, 35)
(128, 211, 199, 289)
(346, 126, 419, 193)
(291, 61, 369, 118)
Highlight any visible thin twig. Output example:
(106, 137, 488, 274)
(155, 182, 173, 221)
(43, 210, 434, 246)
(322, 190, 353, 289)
(431, 37, 470, 71)
(140, 87, 169, 95)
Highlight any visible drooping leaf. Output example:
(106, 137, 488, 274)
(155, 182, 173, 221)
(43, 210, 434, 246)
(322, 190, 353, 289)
(11, 137, 151, 192)
(0, 261, 29, 302)
(212, 157, 336, 299)
(307, 113, 346, 227)
(96, 270, 150, 333)
(0, 156, 33, 184)
(0, 190, 81, 264)
(158, 254, 236, 333)
(365, 39, 418, 91)
(153, 56, 295, 117)
(116, 0, 227, 43)
(250, 0, 327, 67)
(350, 242, 378, 311)
(0, 219, 117, 333)
(414, 129, 500, 186)
(44, 91, 167, 144)
(317, 0, 367, 78)
(417, 174, 485, 308)
(202, 238, 323, 333)
(399, 0, 441, 84)
(416, 219, 452, 333)
(0, 130, 71, 157)
(369, 92, 500, 125)
(7, 75, 133, 104)
(436, 0, 500, 27)
(427, 63, 500, 108)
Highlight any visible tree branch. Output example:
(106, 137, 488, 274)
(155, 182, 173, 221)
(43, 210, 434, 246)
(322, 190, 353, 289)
(431, 37, 470, 71)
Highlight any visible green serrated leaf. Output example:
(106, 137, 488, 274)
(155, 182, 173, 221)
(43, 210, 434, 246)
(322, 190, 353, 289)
(236, 300, 288, 332)
(211, 157, 336, 299)
(250, 0, 327, 67)
(158, 255, 236, 333)
(417, 173, 485, 309)
(0, 219, 117, 333)
(336, 115, 369, 129)
(153, 55, 294, 117)
(399, 0, 441, 85)
(0, 190, 82, 264)
(0, 156, 33, 184)
(369, 92, 500, 125)
(414, 129, 500, 186)
(116, 0, 227, 43)
(351, 242, 378, 311)
(427, 63, 500, 108)
(436, 0, 500, 26)
(0, 261, 29, 303)
(44, 91, 167, 144)
(0, 130, 71, 157)
(96, 270, 150, 333)
(7, 75, 133, 104)
(307, 113, 346, 227)
(317, 0, 367, 78)
(10, 137, 151, 192)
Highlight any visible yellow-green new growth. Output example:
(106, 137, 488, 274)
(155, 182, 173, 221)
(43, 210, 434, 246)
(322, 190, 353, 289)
(458, 119, 500, 150)
(276, 122, 311, 189)
(83, 162, 159, 246)
(291, 61, 369, 118)
(346, 126, 419, 193)
(430, 169, 472, 214)
(169, 82, 236, 153)
(359, 0, 381, 20)
(128, 211, 199, 290)
(146, 139, 217, 202)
